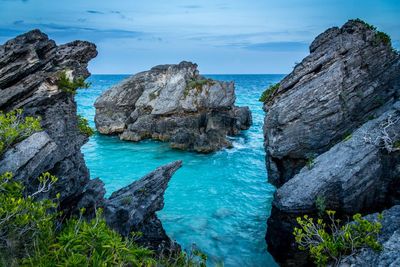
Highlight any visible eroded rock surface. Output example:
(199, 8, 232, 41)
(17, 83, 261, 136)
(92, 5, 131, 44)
(0, 30, 180, 252)
(95, 61, 252, 153)
(263, 20, 400, 266)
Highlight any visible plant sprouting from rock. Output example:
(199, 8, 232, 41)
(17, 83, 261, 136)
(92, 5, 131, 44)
(77, 115, 94, 136)
(315, 196, 326, 216)
(58, 71, 90, 95)
(293, 210, 383, 267)
(259, 83, 280, 102)
(0, 109, 42, 157)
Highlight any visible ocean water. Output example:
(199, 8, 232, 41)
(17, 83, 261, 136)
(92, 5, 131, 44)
(76, 74, 284, 267)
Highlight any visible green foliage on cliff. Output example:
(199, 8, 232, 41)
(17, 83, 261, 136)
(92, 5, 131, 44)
(0, 109, 42, 156)
(350, 18, 392, 46)
(293, 210, 383, 266)
(58, 71, 90, 95)
(184, 78, 215, 97)
(77, 115, 94, 136)
(259, 83, 280, 102)
(0, 171, 208, 267)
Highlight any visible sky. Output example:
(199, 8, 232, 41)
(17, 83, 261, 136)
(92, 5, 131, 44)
(0, 0, 399, 74)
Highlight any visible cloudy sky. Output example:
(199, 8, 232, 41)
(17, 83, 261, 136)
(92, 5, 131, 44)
(1, 0, 399, 74)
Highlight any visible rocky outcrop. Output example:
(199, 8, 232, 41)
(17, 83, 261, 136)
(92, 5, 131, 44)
(339, 205, 400, 267)
(263, 20, 400, 266)
(263, 20, 400, 187)
(0, 30, 180, 252)
(94, 61, 252, 153)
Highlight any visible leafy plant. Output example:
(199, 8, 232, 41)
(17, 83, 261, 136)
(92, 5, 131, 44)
(184, 78, 215, 97)
(293, 210, 383, 266)
(58, 71, 90, 95)
(259, 83, 280, 102)
(343, 133, 352, 142)
(77, 115, 94, 136)
(315, 196, 326, 216)
(350, 18, 376, 31)
(0, 109, 42, 156)
(306, 157, 315, 170)
(374, 31, 391, 46)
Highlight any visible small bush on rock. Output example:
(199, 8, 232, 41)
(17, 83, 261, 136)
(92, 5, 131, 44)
(77, 115, 94, 136)
(259, 83, 280, 102)
(58, 71, 90, 95)
(0, 109, 42, 156)
(293, 210, 383, 266)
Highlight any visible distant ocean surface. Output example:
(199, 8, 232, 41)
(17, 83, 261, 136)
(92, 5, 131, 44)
(76, 74, 284, 267)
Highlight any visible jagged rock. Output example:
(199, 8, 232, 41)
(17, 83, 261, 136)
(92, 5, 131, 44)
(263, 20, 400, 266)
(0, 30, 180, 252)
(104, 161, 182, 251)
(94, 61, 252, 153)
(339, 205, 400, 267)
(263, 20, 400, 187)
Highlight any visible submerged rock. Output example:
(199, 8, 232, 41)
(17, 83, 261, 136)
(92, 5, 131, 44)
(94, 61, 252, 153)
(263, 20, 400, 266)
(0, 30, 180, 252)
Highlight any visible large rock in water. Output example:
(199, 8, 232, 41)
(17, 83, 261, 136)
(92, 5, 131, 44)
(263, 20, 400, 266)
(94, 61, 252, 153)
(0, 30, 180, 252)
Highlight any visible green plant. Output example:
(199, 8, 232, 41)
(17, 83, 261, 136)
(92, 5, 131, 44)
(343, 133, 352, 141)
(350, 18, 376, 31)
(0, 109, 42, 156)
(374, 31, 391, 46)
(77, 115, 94, 136)
(259, 83, 280, 102)
(293, 210, 383, 266)
(58, 71, 90, 95)
(0, 172, 58, 266)
(394, 140, 400, 149)
(306, 157, 315, 170)
(315, 196, 326, 216)
(184, 78, 215, 97)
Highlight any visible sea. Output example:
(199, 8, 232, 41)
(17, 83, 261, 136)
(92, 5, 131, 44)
(76, 74, 284, 267)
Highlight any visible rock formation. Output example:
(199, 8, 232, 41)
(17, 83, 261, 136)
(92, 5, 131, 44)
(94, 61, 252, 153)
(262, 20, 400, 266)
(0, 29, 180, 252)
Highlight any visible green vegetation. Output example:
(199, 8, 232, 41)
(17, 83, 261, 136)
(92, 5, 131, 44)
(77, 115, 94, 136)
(315, 196, 326, 216)
(184, 78, 215, 97)
(58, 71, 90, 95)
(350, 18, 376, 31)
(0, 171, 207, 266)
(394, 140, 400, 149)
(293, 210, 383, 266)
(306, 157, 315, 170)
(350, 18, 391, 46)
(343, 133, 352, 142)
(259, 83, 280, 102)
(0, 109, 41, 156)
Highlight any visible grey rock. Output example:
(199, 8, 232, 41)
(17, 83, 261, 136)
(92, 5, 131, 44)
(95, 61, 252, 153)
(0, 30, 180, 252)
(104, 161, 182, 251)
(263, 20, 400, 187)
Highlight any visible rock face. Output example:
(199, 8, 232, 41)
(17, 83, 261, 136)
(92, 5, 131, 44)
(94, 61, 252, 153)
(263, 20, 400, 187)
(263, 20, 400, 266)
(0, 30, 180, 252)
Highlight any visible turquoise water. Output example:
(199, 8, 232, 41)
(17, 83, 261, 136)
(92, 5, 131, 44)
(76, 74, 283, 267)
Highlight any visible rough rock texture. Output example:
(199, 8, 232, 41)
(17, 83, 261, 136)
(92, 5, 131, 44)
(263, 20, 400, 266)
(94, 61, 252, 153)
(105, 161, 182, 250)
(338, 205, 400, 267)
(0, 30, 180, 252)
(263, 20, 400, 187)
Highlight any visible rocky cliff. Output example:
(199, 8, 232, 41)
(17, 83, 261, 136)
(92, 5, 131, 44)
(0, 30, 180, 252)
(262, 20, 400, 266)
(94, 61, 252, 153)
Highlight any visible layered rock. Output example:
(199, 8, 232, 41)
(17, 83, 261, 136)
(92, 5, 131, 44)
(263, 20, 400, 187)
(94, 61, 252, 153)
(263, 20, 400, 266)
(0, 30, 180, 251)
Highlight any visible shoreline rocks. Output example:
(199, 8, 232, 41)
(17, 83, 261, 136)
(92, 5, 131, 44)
(263, 20, 400, 266)
(0, 29, 180, 252)
(94, 61, 252, 153)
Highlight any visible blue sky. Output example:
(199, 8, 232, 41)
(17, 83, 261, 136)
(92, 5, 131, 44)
(1, 0, 399, 74)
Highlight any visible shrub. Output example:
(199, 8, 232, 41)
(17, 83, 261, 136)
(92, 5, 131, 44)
(293, 210, 383, 266)
(77, 115, 94, 136)
(350, 18, 376, 31)
(374, 31, 391, 46)
(259, 83, 280, 102)
(315, 196, 326, 216)
(0, 172, 58, 266)
(306, 157, 315, 170)
(184, 78, 215, 97)
(0, 109, 42, 156)
(58, 71, 90, 95)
